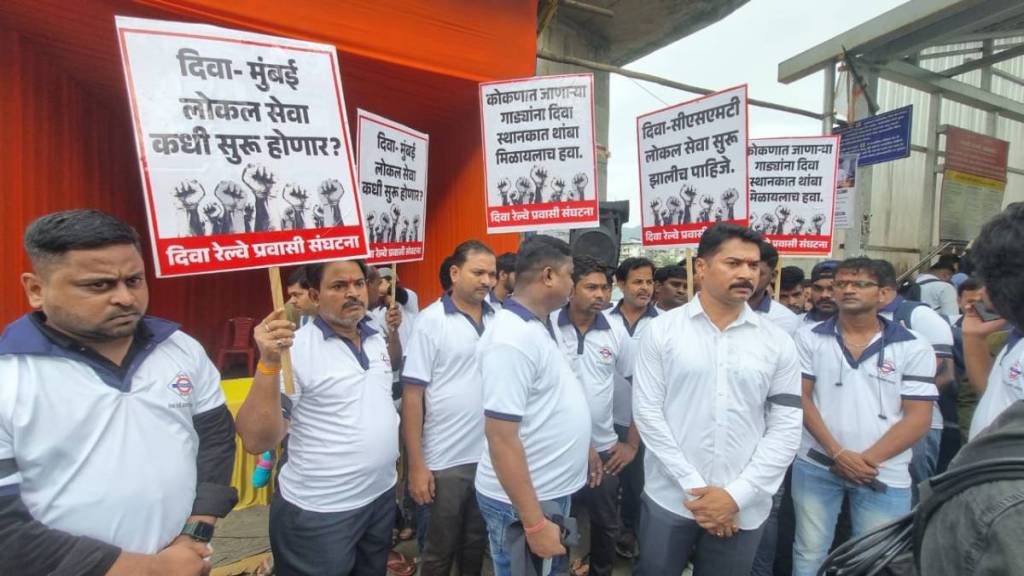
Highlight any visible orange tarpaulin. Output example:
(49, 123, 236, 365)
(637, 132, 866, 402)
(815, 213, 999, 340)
(0, 0, 533, 349)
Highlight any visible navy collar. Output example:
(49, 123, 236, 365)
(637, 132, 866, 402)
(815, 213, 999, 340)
(442, 292, 492, 336)
(610, 300, 658, 336)
(503, 297, 557, 341)
(1006, 328, 1024, 353)
(557, 305, 611, 331)
(879, 295, 904, 314)
(0, 312, 179, 392)
(489, 289, 506, 305)
(812, 314, 916, 368)
(313, 314, 378, 342)
(750, 291, 772, 313)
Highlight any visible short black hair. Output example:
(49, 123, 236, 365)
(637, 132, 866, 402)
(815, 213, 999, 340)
(957, 276, 983, 297)
(516, 235, 572, 283)
(287, 267, 309, 289)
(496, 252, 517, 275)
(760, 241, 779, 270)
(439, 255, 455, 292)
(834, 257, 884, 285)
(451, 240, 494, 268)
(654, 265, 687, 283)
(572, 255, 611, 285)
(930, 257, 957, 273)
(304, 259, 369, 291)
(971, 203, 1024, 329)
(615, 257, 656, 283)
(870, 259, 899, 288)
(24, 209, 142, 271)
(696, 223, 763, 260)
(780, 266, 805, 291)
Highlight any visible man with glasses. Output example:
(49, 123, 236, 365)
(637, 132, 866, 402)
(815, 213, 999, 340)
(791, 258, 936, 576)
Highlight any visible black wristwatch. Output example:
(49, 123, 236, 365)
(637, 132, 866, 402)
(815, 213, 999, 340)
(180, 521, 216, 543)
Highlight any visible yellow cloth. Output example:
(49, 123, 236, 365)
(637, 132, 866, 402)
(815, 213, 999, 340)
(222, 378, 273, 510)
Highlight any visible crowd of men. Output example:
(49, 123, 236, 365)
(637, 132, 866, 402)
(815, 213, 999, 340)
(2, 205, 1023, 576)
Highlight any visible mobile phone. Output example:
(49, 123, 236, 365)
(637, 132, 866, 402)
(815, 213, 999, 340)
(974, 301, 1003, 322)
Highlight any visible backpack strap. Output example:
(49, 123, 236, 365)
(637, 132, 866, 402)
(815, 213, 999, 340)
(893, 300, 927, 329)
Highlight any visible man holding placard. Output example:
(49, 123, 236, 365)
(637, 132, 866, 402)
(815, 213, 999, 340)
(236, 259, 399, 576)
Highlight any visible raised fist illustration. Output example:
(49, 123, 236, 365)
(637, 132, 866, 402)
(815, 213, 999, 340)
(513, 177, 532, 205)
(530, 165, 549, 188)
(172, 179, 205, 210)
(775, 205, 791, 220)
(497, 177, 512, 206)
(283, 184, 310, 209)
(319, 179, 345, 205)
(572, 172, 589, 201)
(812, 213, 826, 234)
(242, 163, 276, 199)
(721, 188, 739, 207)
(214, 180, 247, 211)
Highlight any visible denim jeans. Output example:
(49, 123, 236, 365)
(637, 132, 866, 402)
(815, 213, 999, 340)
(476, 492, 571, 576)
(909, 428, 941, 503)
(791, 458, 911, 576)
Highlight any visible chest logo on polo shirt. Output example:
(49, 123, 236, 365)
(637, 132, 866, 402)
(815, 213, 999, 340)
(1010, 361, 1022, 381)
(169, 372, 194, 398)
(597, 347, 614, 364)
(878, 360, 896, 376)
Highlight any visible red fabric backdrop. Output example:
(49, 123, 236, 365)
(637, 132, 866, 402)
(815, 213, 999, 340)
(0, 0, 533, 351)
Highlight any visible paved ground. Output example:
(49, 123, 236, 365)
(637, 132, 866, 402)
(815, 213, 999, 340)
(211, 505, 642, 575)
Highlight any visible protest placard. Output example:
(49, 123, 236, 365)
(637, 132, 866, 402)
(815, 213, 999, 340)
(834, 153, 858, 230)
(748, 136, 839, 256)
(637, 85, 749, 248)
(479, 73, 598, 233)
(116, 16, 368, 278)
(356, 110, 428, 264)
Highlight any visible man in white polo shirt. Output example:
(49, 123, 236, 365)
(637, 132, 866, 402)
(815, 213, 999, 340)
(0, 209, 237, 575)
(487, 252, 517, 311)
(792, 257, 937, 576)
(607, 256, 658, 559)
(916, 259, 959, 317)
(633, 223, 803, 576)
(475, 235, 591, 576)
(875, 259, 954, 495)
(551, 255, 635, 576)
(748, 240, 801, 335)
(801, 261, 839, 326)
(236, 259, 398, 576)
(402, 240, 496, 576)
(963, 204, 1024, 440)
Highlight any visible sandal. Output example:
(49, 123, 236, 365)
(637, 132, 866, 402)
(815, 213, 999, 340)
(387, 551, 417, 576)
(570, 554, 590, 576)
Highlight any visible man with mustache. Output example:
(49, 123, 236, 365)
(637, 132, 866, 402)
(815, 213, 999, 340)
(0, 209, 237, 575)
(552, 256, 635, 576)
(791, 258, 936, 576)
(633, 223, 802, 576)
(748, 241, 801, 335)
(800, 260, 839, 326)
(607, 257, 658, 559)
(236, 259, 399, 575)
(402, 241, 496, 576)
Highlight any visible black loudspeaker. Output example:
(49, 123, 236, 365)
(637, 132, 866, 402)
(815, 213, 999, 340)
(570, 200, 630, 269)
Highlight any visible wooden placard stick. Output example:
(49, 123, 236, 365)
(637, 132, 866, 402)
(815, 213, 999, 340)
(268, 266, 296, 395)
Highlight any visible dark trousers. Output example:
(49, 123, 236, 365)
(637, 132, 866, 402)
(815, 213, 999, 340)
(270, 486, 396, 576)
(579, 451, 621, 576)
(750, 466, 796, 576)
(420, 463, 488, 576)
(614, 424, 645, 533)
(636, 494, 765, 576)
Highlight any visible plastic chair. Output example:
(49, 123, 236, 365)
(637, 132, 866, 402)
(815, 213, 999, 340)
(216, 317, 257, 374)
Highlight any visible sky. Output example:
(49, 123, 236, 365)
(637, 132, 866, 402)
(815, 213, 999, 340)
(607, 0, 907, 225)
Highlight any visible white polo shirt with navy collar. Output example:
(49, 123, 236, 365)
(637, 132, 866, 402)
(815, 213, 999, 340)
(475, 298, 591, 504)
(795, 316, 938, 488)
(281, 316, 399, 513)
(606, 302, 660, 428)
(633, 297, 803, 529)
(880, 296, 954, 431)
(969, 330, 1024, 440)
(800, 309, 835, 327)
(0, 313, 226, 554)
(551, 306, 633, 453)
(402, 293, 493, 471)
(751, 293, 802, 335)
(486, 289, 506, 312)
